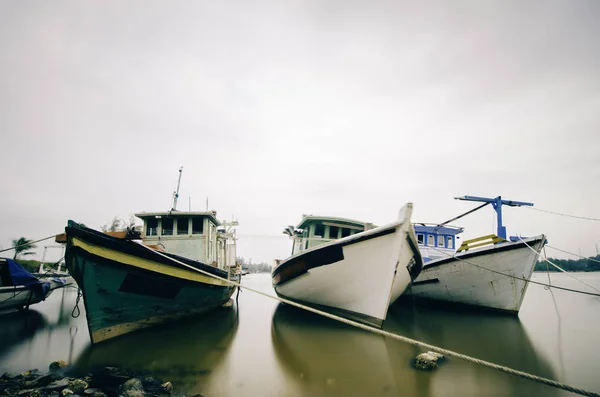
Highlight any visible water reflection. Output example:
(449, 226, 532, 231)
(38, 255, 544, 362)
(0, 310, 48, 356)
(272, 299, 565, 397)
(272, 302, 399, 397)
(385, 299, 564, 396)
(71, 305, 239, 394)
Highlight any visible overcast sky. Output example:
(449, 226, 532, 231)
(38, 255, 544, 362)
(1, 1, 599, 264)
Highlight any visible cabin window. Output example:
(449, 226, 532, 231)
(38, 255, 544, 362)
(417, 233, 424, 244)
(161, 218, 173, 235)
(427, 235, 434, 246)
(177, 217, 189, 235)
(437, 235, 444, 247)
(192, 217, 204, 234)
(146, 219, 158, 236)
(447, 236, 453, 249)
(329, 226, 339, 239)
(314, 224, 325, 238)
(341, 228, 351, 238)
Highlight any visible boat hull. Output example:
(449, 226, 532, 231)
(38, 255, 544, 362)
(65, 223, 238, 344)
(406, 235, 546, 313)
(0, 285, 55, 312)
(272, 204, 422, 327)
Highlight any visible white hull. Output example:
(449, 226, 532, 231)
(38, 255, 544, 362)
(406, 235, 546, 313)
(0, 285, 54, 311)
(273, 204, 422, 327)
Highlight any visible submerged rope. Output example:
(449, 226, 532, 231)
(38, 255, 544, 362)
(135, 242, 599, 397)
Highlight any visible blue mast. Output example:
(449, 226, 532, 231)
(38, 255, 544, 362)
(454, 195, 534, 240)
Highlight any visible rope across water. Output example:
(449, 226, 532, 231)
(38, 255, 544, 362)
(136, 242, 600, 397)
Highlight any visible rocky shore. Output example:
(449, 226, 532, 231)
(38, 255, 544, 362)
(0, 362, 186, 397)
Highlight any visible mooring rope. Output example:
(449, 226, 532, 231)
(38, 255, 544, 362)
(135, 242, 599, 397)
(518, 238, 600, 295)
(428, 244, 600, 297)
(0, 235, 57, 254)
(545, 245, 600, 264)
(525, 207, 600, 222)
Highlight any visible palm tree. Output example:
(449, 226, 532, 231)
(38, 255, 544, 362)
(11, 237, 37, 260)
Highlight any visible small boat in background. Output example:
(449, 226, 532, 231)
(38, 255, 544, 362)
(406, 195, 547, 314)
(64, 168, 241, 344)
(0, 258, 67, 312)
(272, 203, 423, 328)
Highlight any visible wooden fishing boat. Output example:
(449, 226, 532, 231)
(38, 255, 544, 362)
(64, 168, 241, 344)
(406, 195, 547, 313)
(65, 217, 240, 344)
(272, 203, 422, 327)
(0, 258, 67, 312)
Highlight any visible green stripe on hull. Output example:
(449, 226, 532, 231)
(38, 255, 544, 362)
(69, 247, 236, 343)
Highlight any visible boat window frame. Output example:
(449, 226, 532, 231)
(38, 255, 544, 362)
(329, 226, 340, 239)
(146, 218, 158, 236)
(427, 234, 434, 246)
(191, 217, 204, 234)
(417, 233, 424, 244)
(161, 218, 174, 236)
(437, 235, 444, 247)
(176, 217, 189, 235)
(314, 223, 325, 238)
(447, 236, 453, 249)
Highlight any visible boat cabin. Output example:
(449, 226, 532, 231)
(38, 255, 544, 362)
(413, 224, 463, 262)
(287, 215, 375, 256)
(135, 211, 237, 269)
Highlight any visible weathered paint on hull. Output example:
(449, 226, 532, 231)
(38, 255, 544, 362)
(406, 235, 546, 313)
(67, 237, 236, 344)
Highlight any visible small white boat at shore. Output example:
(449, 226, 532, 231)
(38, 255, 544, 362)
(272, 203, 423, 327)
(0, 258, 67, 312)
(406, 195, 547, 314)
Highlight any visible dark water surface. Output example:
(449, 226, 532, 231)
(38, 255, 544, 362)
(1, 273, 599, 397)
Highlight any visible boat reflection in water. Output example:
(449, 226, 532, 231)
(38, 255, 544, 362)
(71, 304, 239, 395)
(272, 300, 563, 397)
(0, 310, 48, 358)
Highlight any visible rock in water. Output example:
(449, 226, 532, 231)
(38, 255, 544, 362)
(160, 382, 173, 394)
(68, 379, 88, 394)
(49, 361, 68, 373)
(413, 351, 446, 371)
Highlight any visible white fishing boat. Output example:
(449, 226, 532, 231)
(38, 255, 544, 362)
(272, 203, 423, 328)
(0, 258, 67, 312)
(406, 195, 547, 314)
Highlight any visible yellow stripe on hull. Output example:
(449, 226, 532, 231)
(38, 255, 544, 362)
(71, 237, 229, 287)
(91, 298, 235, 343)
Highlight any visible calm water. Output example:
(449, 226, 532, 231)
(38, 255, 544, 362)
(1, 273, 599, 397)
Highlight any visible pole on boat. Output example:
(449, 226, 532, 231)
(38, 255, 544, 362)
(454, 195, 534, 239)
(171, 166, 184, 211)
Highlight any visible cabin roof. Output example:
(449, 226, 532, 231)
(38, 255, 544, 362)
(135, 211, 220, 226)
(297, 215, 370, 230)
(413, 223, 463, 235)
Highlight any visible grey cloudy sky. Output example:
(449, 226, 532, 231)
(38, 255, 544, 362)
(1, 1, 599, 263)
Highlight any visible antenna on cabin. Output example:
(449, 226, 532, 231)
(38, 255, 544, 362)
(171, 166, 183, 211)
(206, 197, 208, 211)
(189, 196, 191, 211)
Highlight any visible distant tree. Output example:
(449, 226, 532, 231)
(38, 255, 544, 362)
(101, 216, 123, 232)
(11, 237, 37, 260)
